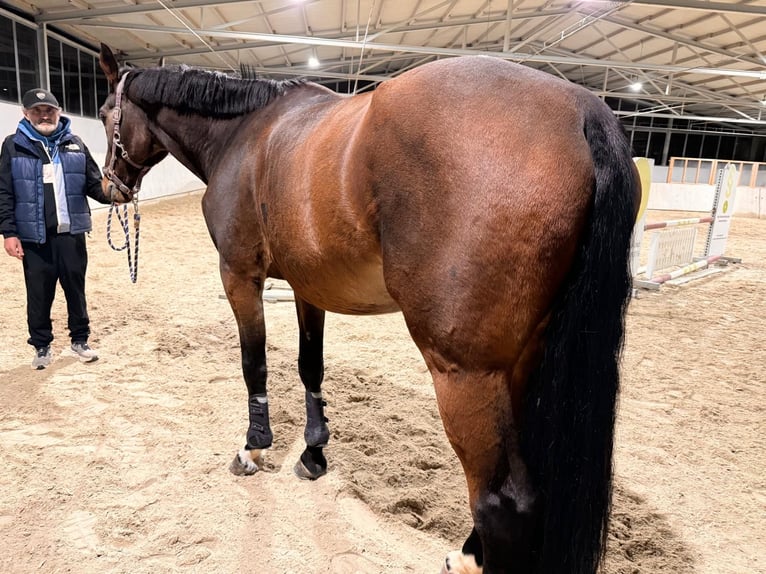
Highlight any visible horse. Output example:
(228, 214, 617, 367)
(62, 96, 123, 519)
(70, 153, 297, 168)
(97, 43, 639, 574)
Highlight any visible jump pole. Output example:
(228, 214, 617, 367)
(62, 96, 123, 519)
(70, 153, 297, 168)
(644, 216, 713, 230)
(648, 254, 722, 285)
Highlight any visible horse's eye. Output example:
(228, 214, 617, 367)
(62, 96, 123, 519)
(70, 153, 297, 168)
(98, 110, 107, 124)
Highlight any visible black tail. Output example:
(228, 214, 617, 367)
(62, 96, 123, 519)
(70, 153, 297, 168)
(521, 99, 638, 574)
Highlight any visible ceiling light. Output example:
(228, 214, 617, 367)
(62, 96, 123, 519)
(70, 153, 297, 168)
(629, 82, 643, 92)
(308, 56, 319, 68)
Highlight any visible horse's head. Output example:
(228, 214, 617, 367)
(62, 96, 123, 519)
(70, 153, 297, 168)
(98, 44, 168, 203)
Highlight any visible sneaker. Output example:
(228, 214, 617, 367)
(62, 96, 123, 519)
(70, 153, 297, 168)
(70, 341, 99, 363)
(32, 346, 52, 370)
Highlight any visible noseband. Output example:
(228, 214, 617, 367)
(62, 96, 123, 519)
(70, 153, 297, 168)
(104, 72, 150, 200)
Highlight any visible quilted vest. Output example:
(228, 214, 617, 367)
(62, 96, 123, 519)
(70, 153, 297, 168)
(10, 131, 92, 243)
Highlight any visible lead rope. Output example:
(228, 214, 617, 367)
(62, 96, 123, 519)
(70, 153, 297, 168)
(106, 197, 141, 283)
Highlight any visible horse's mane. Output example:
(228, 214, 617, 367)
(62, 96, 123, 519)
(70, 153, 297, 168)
(122, 66, 307, 118)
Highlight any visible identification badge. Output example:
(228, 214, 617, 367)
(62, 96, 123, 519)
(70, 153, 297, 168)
(43, 163, 54, 184)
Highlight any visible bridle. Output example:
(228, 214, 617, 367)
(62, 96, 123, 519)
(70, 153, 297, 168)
(104, 72, 144, 283)
(104, 72, 150, 200)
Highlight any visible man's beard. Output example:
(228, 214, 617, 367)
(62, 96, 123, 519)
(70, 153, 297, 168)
(32, 120, 57, 136)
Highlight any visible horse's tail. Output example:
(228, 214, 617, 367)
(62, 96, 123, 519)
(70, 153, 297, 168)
(522, 98, 638, 574)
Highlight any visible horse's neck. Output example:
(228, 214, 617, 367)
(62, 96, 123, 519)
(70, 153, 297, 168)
(150, 86, 337, 182)
(152, 110, 246, 183)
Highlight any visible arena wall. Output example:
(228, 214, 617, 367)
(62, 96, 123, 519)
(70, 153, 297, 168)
(2, 102, 763, 217)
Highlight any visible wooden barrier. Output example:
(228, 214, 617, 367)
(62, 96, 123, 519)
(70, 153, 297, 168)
(667, 157, 766, 188)
(634, 163, 741, 290)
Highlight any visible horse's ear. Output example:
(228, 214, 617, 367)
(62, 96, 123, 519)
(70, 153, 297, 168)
(99, 43, 120, 89)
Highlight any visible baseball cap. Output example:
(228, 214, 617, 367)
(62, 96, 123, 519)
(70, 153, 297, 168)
(22, 88, 60, 109)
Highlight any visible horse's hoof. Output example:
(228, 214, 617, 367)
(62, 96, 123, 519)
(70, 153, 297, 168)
(293, 447, 328, 480)
(441, 551, 482, 574)
(229, 448, 264, 476)
(293, 459, 327, 481)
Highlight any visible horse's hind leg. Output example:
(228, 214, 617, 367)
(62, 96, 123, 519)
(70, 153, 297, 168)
(293, 298, 330, 480)
(432, 368, 538, 574)
(218, 265, 274, 476)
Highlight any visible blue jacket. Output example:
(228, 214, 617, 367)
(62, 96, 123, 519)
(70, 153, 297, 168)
(0, 117, 110, 243)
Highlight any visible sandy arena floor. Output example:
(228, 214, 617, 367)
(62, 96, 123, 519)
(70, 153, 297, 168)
(0, 192, 763, 573)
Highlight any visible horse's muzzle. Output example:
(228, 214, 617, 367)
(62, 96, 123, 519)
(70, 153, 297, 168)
(102, 173, 134, 203)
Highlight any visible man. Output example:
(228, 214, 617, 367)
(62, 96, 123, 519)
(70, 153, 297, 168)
(0, 88, 111, 369)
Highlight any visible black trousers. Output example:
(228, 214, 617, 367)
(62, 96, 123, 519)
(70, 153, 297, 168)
(21, 232, 90, 348)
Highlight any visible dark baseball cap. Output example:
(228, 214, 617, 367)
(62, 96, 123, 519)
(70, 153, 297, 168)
(22, 88, 60, 109)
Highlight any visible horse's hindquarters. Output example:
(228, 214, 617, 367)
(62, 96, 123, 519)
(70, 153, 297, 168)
(368, 82, 593, 369)
(363, 56, 627, 573)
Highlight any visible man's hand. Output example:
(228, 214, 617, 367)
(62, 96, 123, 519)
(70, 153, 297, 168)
(4, 237, 23, 259)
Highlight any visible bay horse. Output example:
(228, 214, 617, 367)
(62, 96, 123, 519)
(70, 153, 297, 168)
(98, 43, 638, 574)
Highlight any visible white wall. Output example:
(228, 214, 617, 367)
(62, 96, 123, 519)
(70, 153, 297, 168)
(643, 157, 766, 218)
(647, 182, 766, 218)
(0, 101, 203, 208)
(645, 174, 766, 220)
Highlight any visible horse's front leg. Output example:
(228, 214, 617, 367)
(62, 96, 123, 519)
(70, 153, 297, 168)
(293, 298, 330, 480)
(219, 264, 273, 476)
